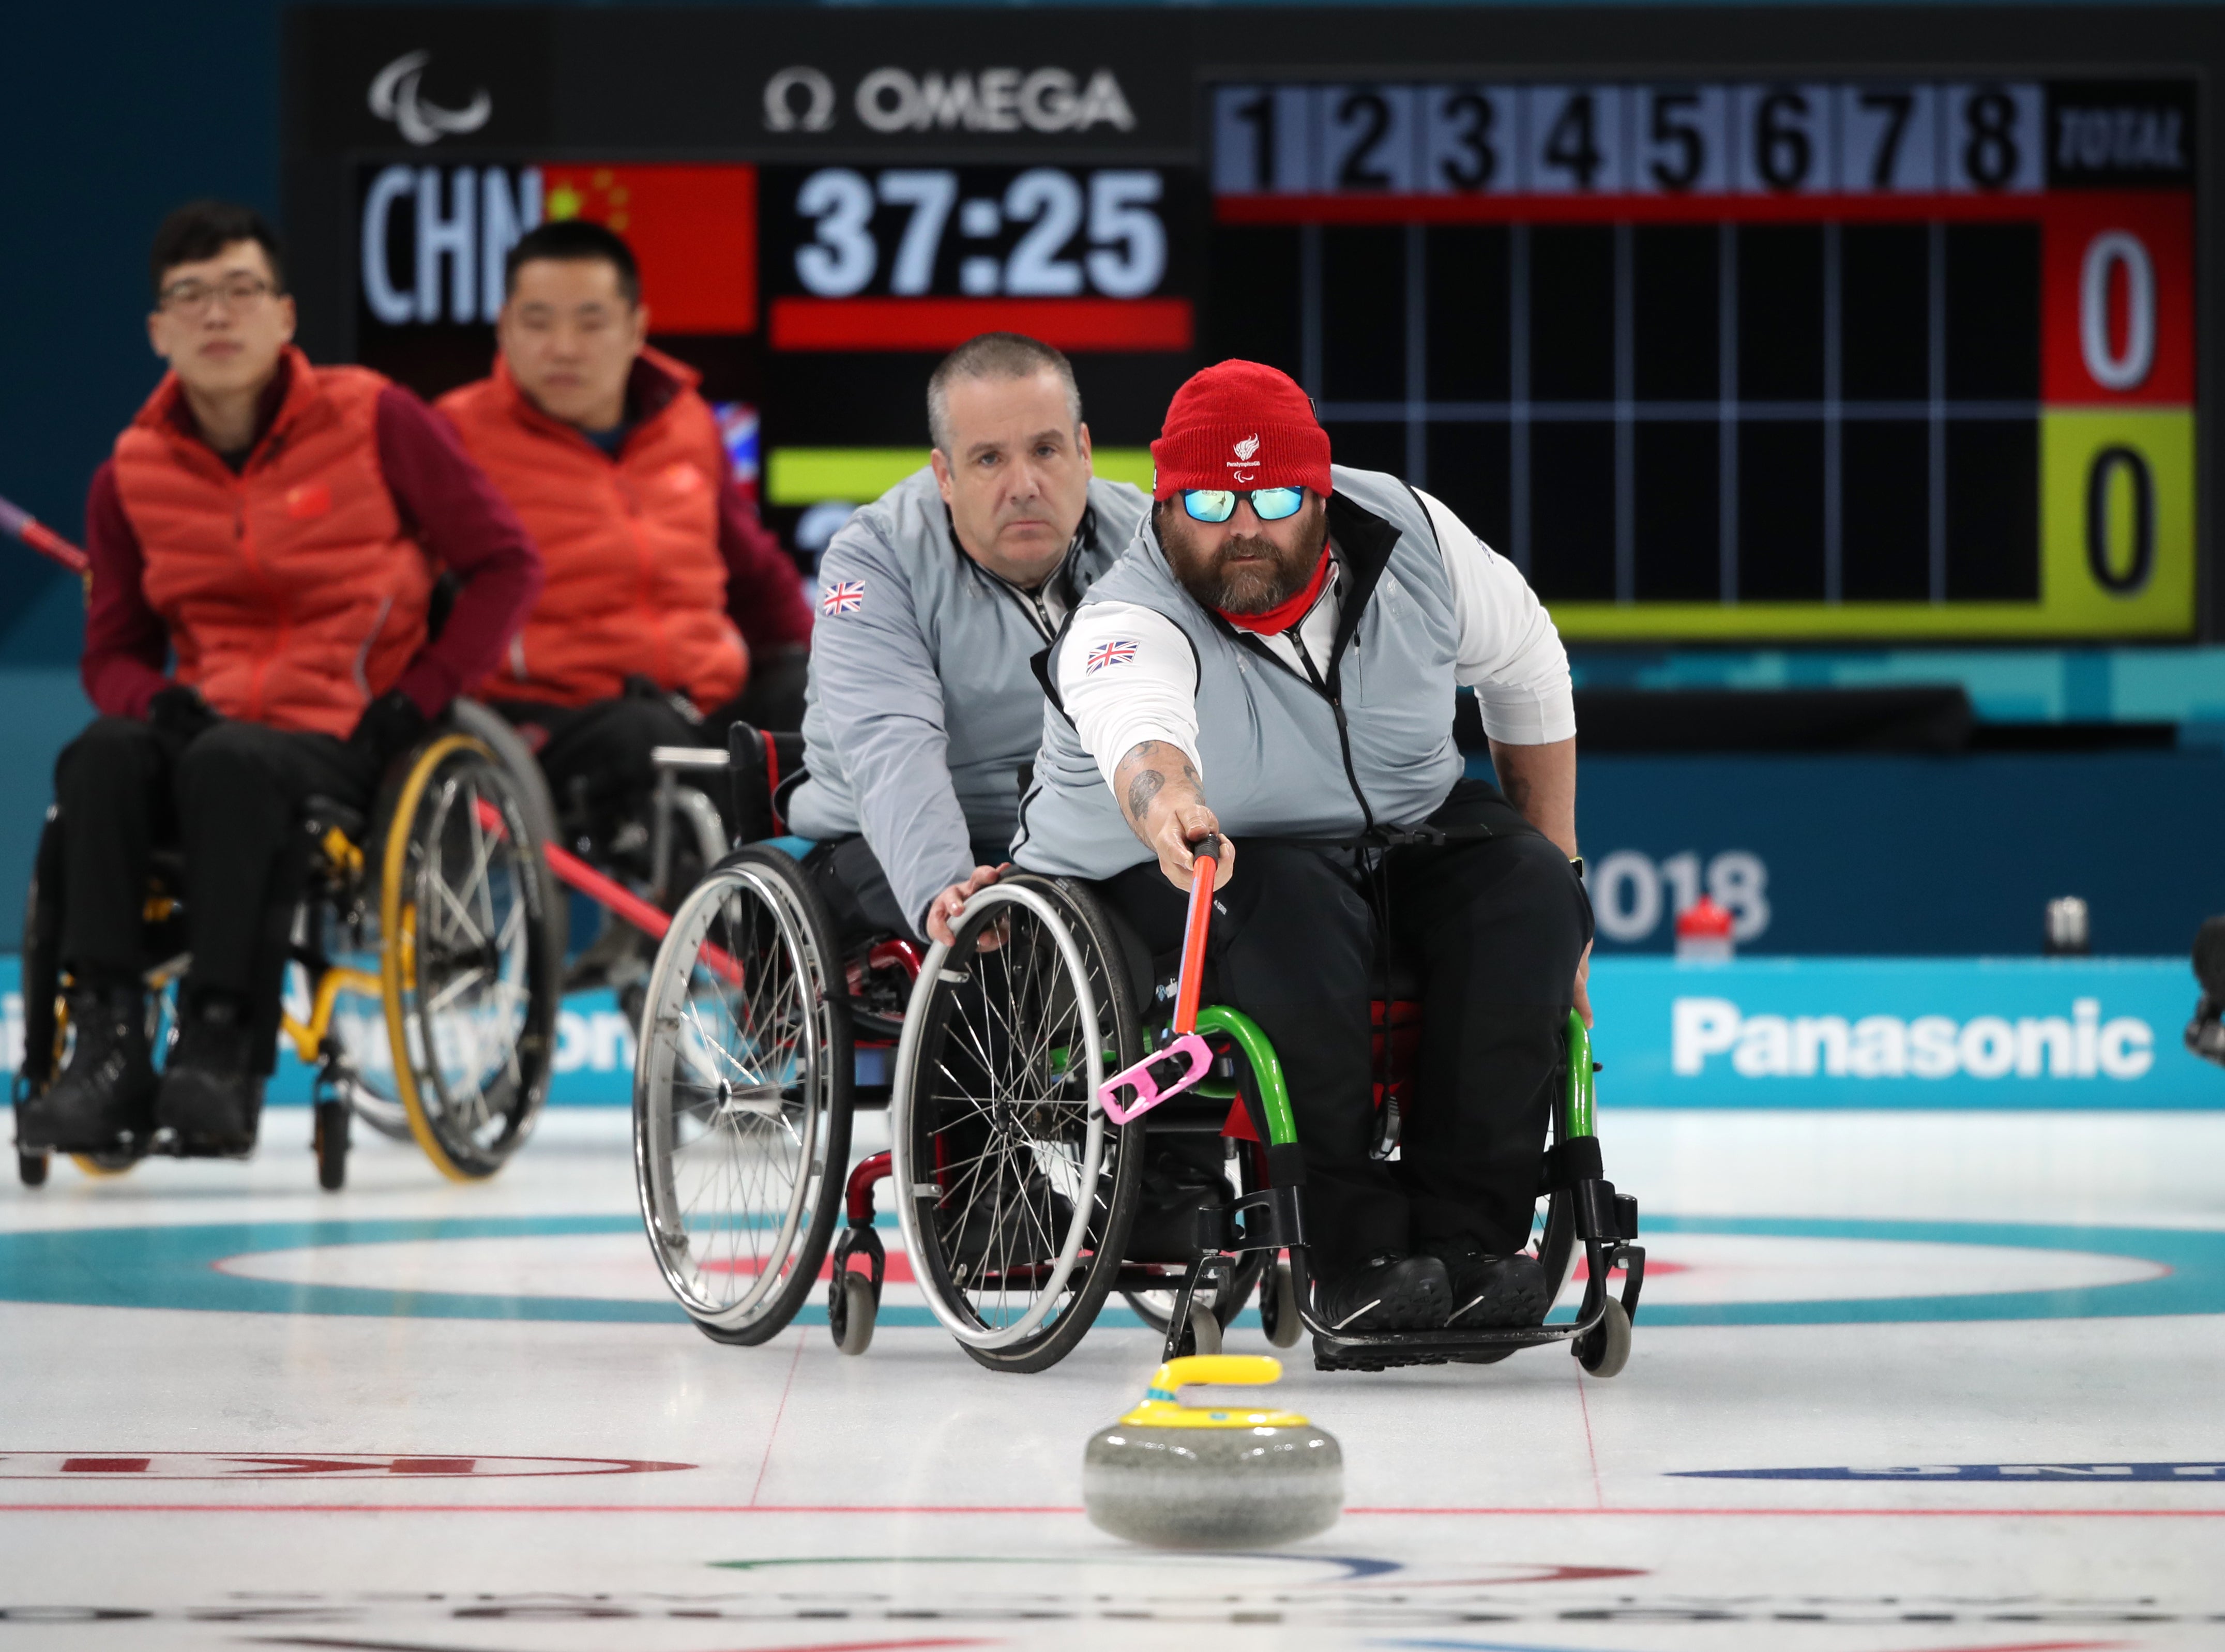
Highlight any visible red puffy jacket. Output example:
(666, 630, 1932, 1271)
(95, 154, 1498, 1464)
(110, 346, 435, 738)
(438, 350, 748, 711)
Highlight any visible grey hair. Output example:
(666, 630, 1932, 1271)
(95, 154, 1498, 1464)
(927, 332, 1083, 455)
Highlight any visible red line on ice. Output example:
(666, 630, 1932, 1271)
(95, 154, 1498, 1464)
(3, 1504, 2222, 1518)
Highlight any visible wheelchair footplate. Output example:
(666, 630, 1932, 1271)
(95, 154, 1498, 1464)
(1157, 1169, 1644, 1375)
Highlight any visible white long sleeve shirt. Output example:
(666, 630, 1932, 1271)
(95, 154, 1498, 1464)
(1058, 489, 1574, 787)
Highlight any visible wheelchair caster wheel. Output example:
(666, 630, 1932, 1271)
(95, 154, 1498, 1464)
(829, 1270, 876, 1356)
(1176, 1299, 1222, 1358)
(1260, 1257, 1301, 1350)
(1575, 1296, 1631, 1378)
(313, 1100, 349, 1192)
(17, 1149, 48, 1187)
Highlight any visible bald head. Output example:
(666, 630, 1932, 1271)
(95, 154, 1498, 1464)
(927, 332, 1082, 456)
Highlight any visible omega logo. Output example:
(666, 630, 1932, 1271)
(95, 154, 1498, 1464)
(763, 65, 1137, 135)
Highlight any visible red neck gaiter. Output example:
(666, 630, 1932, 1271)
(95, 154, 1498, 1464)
(1219, 548, 1334, 635)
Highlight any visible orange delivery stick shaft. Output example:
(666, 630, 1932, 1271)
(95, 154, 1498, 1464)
(1171, 835, 1221, 1036)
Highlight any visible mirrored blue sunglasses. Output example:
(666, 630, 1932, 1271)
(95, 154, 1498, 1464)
(1179, 487, 1308, 524)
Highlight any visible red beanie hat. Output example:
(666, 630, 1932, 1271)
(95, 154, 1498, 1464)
(1149, 360, 1332, 500)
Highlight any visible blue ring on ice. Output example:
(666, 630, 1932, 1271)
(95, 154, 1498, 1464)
(0, 1213, 2217, 1326)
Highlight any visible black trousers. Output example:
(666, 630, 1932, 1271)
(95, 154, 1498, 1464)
(1101, 782, 1592, 1278)
(496, 693, 706, 835)
(53, 717, 376, 1069)
(497, 670, 810, 842)
(803, 833, 1012, 945)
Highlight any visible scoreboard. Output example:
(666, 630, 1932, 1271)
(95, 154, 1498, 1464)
(289, 8, 2209, 642)
(1206, 78, 2197, 638)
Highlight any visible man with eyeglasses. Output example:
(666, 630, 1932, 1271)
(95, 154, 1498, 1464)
(1016, 359, 1592, 1343)
(16, 200, 541, 1159)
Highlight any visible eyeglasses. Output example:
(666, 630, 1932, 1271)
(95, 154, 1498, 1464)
(158, 275, 277, 315)
(1179, 487, 1307, 524)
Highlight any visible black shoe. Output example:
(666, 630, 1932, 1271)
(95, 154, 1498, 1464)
(1315, 1251, 1450, 1333)
(155, 998, 264, 1155)
(16, 986, 156, 1153)
(1421, 1234, 1552, 1327)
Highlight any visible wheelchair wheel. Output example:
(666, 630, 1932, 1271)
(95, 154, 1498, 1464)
(448, 698, 569, 963)
(1259, 1255, 1301, 1349)
(1576, 1295, 1632, 1378)
(658, 781, 729, 905)
(634, 845, 853, 1344)
(892, 875, 1143, 1373)
(14, 813, 64, 1185)
(380, 734, 560, 1180)
(1120, 1255, 1267, 1338)
(829, 1271, 877, 1356)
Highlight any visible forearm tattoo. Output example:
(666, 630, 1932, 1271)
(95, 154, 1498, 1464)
(1125, 767, 1165, 822)
(1116, 740, 1203, 828)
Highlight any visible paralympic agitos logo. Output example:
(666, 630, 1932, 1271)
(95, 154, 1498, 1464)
(763, 64, 1136, 135)
(367, 51, 492, 147)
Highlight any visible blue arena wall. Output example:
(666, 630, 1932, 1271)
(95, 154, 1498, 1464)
(0, 658, 2219, 954)
(2, 954, 2209, 1110)
(1567, 750, 2225, 957)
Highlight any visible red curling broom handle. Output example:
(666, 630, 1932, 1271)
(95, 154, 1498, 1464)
(471, 797, 744, 986)
(0, 494, 92, 575)
(1172, 834, 1221, 1037)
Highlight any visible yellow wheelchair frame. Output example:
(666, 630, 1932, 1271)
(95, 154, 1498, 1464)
(13, 719, 562, 1191)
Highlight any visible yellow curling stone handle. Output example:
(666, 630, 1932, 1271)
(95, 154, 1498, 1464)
(1119, 1355, 1312, 1430)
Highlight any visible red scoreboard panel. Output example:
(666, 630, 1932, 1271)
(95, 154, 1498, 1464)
(1206, 80, 2196, 639)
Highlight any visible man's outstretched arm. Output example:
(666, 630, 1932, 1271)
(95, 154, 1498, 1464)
(1112, 739, 1235, 892)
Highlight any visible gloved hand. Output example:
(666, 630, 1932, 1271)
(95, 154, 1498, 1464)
(347, 689, 429, 775)
(147, 683, 219, 744)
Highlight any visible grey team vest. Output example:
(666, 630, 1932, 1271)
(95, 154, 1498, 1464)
(1015, 465, 1464, 880)
(789, 468, 1147, 850)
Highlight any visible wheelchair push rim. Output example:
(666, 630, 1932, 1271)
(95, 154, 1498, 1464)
(380, 734, 557, 1181)
(891, 878, 1134, 1354)
(633, 848, 851, 1339)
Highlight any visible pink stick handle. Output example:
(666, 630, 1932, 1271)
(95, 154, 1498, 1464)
(1098, 1031, 1215, 1125)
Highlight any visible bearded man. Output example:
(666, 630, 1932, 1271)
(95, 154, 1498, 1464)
(1015, 359, 1593, 1343)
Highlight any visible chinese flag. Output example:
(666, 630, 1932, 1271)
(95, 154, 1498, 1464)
(540, 164, 756, 335)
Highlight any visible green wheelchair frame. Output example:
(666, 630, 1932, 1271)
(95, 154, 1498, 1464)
(1156, 1006, 1645, 1374)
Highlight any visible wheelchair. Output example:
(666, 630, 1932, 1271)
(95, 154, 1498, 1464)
(631, 725, 922, 1346)
(11, 700, 563, 1190)
(882, 874, 1643, 1375)
(631, 739, 1642, 1376)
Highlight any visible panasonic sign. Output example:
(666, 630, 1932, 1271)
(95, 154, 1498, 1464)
(1672, 995, 2156, 1082)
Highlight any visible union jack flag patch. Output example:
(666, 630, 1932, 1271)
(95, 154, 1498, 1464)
(1085, 639, 1139, 673)
(820, 580, 865, 616)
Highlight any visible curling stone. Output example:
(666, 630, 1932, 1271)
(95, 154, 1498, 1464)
(1082, 1355, 1341, 1548)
